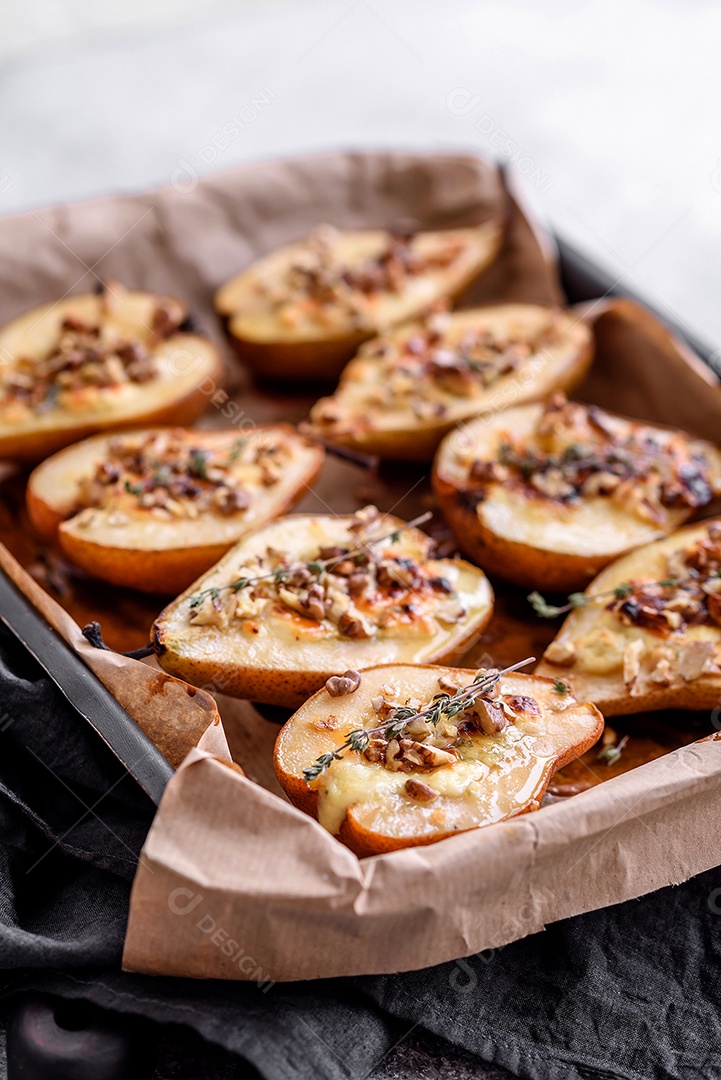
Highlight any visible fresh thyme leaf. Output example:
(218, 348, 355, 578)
(497, 440, 513, 465)
(153, 465, 172, 487)
(390, 531, 401, 544)
(613, 583, 633, 600)
(303, 751, 341, 782)
(124, 480, 143, 496)
(189, 449, 209, 479)
(229, 438, 246, 462)
(184, 510, 433, 609)
(553, 679, 570, 695)
(391, 706, 416, 721)
(347, 730, 370, 754)
(561, 443, 587, 463)
(597, 735, 628, 766)
(231, 578, 250, 592)
(527, 591, 571, 618)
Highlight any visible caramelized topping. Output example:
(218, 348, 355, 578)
(188, 506, 466, 639)
(607, 523, 721, 636)
(466, 395, 720, 520)
(314, 309, 564, 423)
(1, 291, 186, 417)
(267, 225, 466, 330)
(74, 430, 290, 523)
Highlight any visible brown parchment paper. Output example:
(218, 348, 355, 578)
(0, 541, 230, 768)
(1, 150, 721, 980)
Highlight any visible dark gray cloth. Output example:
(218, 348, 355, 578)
(0, 623, 719, 1080)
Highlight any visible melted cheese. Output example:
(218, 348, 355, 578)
(316, 714, 551, 837)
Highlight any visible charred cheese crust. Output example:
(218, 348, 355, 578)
(153, 510, 494, 707)
(309, 305, 593, 460)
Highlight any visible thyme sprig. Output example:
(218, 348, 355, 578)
(187, 510, 433, 610)
(597, 734, 629, 766)
(302, 656, 536, 783)
(527, 579, 681, 619)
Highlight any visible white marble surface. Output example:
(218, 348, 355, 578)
(1, 0, 720, 346)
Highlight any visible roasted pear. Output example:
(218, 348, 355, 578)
(0, 281, 222, 460)
(214, 220, 504, 381)
(309, 305, 593, 461)
(27, 424, 323, 594)
(153, 506, 494, 707)
(535, 519, 721, 716)
(273, 662, 603, 856)
(433, 395, 721, 591)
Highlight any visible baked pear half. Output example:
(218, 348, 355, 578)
(309, 305, 593, 461)
(214, 220, 504, 381)
(153, 506, 494, 707)
(27, 424, 323, 594)
(535, 519, 721, 716)
(273, 662, 603, 856)
(433, 394, 721, 591)
(0, 281, 222, 461)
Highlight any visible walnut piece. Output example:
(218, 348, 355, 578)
(325, 670, 362, 697)
(544, 639, 577, 666)
(404, 778, 438, 802)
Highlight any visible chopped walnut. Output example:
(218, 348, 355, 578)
(582, 471, 621, 497)
(404, 778, 438, 802)
(438, 673, 462, 693)
(530, 468, 575, 500)
(504, 695, 542, 717)
(325, 670, 362, 697)
(435, 600, 467, 626)
(623, 639, 645, 687)
(189, 594, 232, 629)
(678, 641, 719, 682)
(338, 610, 375, 639)
(544, 639, 577, 666)
(214, 487, 250, 515)
(649, 656, 674, 684)
(471, 698, 508, 735)
(386, 737, 456, 772)
(477, 395, 720, 516)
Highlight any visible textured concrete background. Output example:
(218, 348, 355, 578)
(1, 0, 719, 348)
